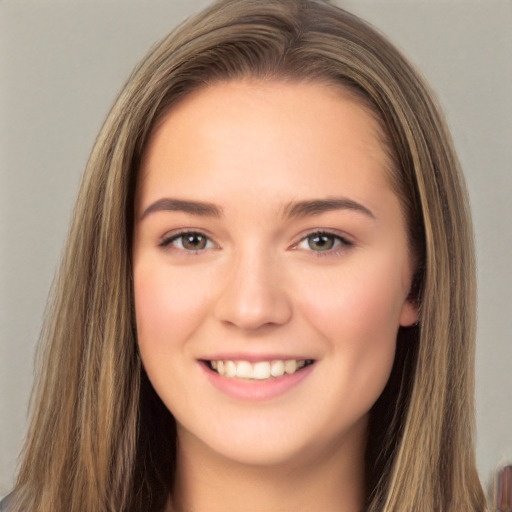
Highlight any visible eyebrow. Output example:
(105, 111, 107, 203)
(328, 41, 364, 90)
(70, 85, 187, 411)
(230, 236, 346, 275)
(140, 196, 374, 221)
(141, 198, 223, 219)
(283, 197, 375, 219)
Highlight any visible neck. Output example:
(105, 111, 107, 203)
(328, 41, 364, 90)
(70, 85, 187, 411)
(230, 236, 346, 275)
(170, 425, 366, 512)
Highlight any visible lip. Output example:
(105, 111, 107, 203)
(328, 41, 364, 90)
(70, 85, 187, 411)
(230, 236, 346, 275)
(199, 352, 313, 363)
(199, 359, 315, 401)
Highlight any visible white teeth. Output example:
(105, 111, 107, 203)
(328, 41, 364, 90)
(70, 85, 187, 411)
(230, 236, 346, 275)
(270, 360, 285, 377)
(253, 362, 271, 380)
(236, 361, 253, 379)
(225, 360, 237, 378)
(284, 360, 297, 374)
(209, 359, 312, 380)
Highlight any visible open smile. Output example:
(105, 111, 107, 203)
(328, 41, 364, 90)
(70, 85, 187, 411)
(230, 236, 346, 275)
(199, 358, 316, 400)
(205, 359, 315, 380)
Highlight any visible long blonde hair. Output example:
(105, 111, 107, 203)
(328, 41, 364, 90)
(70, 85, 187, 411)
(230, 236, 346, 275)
(9, 1, 485, 511)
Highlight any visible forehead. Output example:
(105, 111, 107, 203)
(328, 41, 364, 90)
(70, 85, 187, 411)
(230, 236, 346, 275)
(136, 79, 396, 217)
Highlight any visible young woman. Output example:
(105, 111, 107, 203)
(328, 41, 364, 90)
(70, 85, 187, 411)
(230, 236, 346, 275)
(2, 0, 486, 510)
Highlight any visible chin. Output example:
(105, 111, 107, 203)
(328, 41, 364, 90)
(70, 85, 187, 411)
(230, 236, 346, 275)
(176, 409, 369, 470)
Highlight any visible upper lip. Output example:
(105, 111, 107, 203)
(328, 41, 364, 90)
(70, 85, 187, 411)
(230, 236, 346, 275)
(199, 353, 315, 362)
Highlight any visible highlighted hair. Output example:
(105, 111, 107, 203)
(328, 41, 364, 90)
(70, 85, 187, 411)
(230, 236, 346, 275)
(10, 1, 484, 511)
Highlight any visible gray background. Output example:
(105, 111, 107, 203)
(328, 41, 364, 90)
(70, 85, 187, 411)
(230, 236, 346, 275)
(1, 0, 511, 500)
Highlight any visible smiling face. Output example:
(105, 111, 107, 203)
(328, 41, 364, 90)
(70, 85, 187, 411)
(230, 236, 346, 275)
(132, 80, 418, 470)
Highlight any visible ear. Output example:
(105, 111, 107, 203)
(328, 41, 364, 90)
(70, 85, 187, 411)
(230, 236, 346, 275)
(399, 264, 421, 327)
(399, 298, 419, 327)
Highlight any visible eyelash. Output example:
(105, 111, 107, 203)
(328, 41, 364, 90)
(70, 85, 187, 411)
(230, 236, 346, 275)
(294, 230, 354, 257)
(158, 229, 354, 256)
(158, 230, 217, 254)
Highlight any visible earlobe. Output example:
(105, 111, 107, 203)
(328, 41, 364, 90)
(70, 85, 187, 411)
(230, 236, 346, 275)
(399, 299, 419, 327)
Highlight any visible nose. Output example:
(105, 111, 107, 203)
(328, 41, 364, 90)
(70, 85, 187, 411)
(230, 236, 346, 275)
(213, 250, 293, 331)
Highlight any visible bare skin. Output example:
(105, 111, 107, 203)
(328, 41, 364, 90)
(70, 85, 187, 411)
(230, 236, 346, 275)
(133, 80, 417, 512)
(171, 409, 366, 512)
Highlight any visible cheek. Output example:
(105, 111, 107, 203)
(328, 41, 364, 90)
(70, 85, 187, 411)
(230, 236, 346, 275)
(302, 256, 407, 336)
(297, 255, 407, 397)
(133, 263, 208, 360)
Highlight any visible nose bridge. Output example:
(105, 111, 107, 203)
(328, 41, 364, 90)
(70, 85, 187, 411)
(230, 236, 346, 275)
(213, 242, 292, 330)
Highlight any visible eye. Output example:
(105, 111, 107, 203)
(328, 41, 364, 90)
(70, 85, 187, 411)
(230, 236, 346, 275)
(159, 231, 216, 252)
(296, 231, 353, 253)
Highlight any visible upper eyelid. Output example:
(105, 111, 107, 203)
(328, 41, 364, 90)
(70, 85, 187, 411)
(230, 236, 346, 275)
(294, 229, 354, 245)
(158, 231, 218, 253)
(159, 228, 215, 243)
(158, 228, 354, 249)
(292, 231, 355, 258)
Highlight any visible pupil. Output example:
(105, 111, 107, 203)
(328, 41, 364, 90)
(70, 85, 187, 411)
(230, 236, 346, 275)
(309, 234, 334, 251)
(184, 234, 206, 250)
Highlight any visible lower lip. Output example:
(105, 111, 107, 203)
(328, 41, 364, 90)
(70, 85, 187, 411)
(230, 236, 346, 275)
(200, 362, 315, 401)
